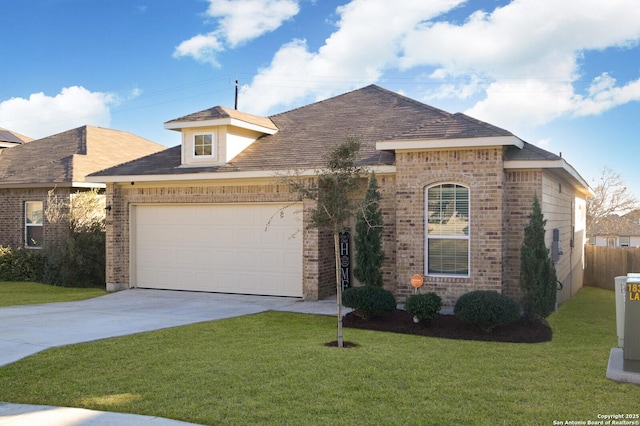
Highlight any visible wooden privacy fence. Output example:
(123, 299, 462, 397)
(584, 245, 640, 290)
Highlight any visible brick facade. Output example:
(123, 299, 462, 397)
(95, 85, 591, 306)
(105, 146, 585, 306)
(503, 170, 543, 301)
(391, 148, 506, 306)
(0, 187, 71, 251)
(105, 181, 332, 298)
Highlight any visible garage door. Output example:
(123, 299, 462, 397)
(133, 203, 303, 297)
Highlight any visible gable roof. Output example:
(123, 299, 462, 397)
(165, 105, 278, 132)
(0, 127, 33, 148)
(0, 125, 165, 188)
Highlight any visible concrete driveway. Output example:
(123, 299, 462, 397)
(0, 289, 338, 367)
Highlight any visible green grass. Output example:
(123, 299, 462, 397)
(0, 287, 637, 425)
(0, 281, 106, 307)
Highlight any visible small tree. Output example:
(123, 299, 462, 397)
(519, 194, 557, 320)
(46, 188, 106, 233)
(279, 136, 366, 347)
(44, 189, 106, 287)
(353, 172, 384, 287)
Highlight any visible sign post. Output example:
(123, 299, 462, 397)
(410, 274, 423, 294)
(339, 232, 351, 292)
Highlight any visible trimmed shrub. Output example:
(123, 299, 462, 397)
(342, 285, 396, 320)
(454, 290, 520, 332)
(405, 292, 442, 323)
(0, 246, 45, 282)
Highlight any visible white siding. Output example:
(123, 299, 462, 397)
(542, 173, 586, 305)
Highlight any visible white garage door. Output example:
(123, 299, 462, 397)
(133, 203, 302, 297)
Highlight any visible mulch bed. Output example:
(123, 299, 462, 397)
(341, 309, 552, 343)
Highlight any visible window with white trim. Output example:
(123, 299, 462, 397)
(425, 184, 469, 276)
(25, 201, 44, 248)
(194, 133, 214, 157)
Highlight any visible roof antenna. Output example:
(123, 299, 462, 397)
(234, 78, 239, 110)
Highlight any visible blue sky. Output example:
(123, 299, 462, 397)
(1, 0, 640, 197)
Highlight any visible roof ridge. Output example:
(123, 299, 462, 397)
(266, 86, 368, 119)
(269, 84, 453, 120)
(368, 85, 453, 116)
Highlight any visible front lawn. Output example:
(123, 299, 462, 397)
(0, 281, 106, 307)
(0, 287, 637, 425)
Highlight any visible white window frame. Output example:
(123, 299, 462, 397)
(425, 183, 470, 277)
(193, 132, 215, 158)
(25, 201, 44, 249)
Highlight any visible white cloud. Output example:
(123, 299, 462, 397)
(173, 33, 224, 66)
(401, 0, 640, 129)
(174, 0, 299, 65)
(208, 0, 299, 47)
(0, 86, 114, 139)
(241, 0, 464, 114)
(465, 80, 577, 129)
(573, 73, 640, 117)
(239, 0, 640, 133)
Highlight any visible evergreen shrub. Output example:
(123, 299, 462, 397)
(404, 292, 442, 323)
(520, 194, 558, 320)
(353, 173, 384, 287)
(43, 227, 105, 288)
(342, 285, 396, 320)
(454, 290, 520, 332)
(0, 246, 45, 282)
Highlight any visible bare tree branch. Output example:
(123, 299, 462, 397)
(587, 167, 639, 234)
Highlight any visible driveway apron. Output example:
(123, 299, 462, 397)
(0, 289, 337, 367)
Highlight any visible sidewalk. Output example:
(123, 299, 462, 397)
(0, 402, 200, 425)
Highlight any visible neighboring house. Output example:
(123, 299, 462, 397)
(88, 85, 591, 306)
(588, 214, 640, 247)
(0, 125, 166, 250)
(0, 127, 33, 148)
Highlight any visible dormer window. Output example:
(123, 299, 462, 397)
(194, 133, 214, 157)
(165, 105, 278, 167)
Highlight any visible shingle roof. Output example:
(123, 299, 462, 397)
(89, 85, 579, 182)
(393, 113, 513, 140)
(504, 142, 561, 161)
(166, 106, 278, 131)
(92, 85, 454, 177)
(0, 125, 165, 186)
(0, 127, 33, 144)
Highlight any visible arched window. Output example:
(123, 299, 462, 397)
(425, 184, 469, 276)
